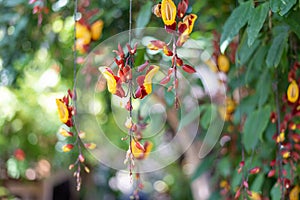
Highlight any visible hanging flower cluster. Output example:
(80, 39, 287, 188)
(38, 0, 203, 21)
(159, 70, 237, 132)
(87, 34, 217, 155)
(56, 89, 96, 191)
(99, 43, 158, 197)
(267, 61, 300, 197)
(152, 0, 197, 44)
(149, 0, 197, 108)
(75, 1, 104, 54)
(76, 20, 103, 54)
(123, 114, 153, 171)
(99, 44, 159, 100)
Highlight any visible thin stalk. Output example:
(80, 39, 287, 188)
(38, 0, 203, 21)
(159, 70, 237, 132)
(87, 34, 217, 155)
(172, 34, 179, 109)
(274, 71, 285, 199)
(129, 0, 132, 44)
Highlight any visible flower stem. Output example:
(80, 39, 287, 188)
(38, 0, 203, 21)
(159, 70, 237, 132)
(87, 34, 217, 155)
(274, 71, 285, 199)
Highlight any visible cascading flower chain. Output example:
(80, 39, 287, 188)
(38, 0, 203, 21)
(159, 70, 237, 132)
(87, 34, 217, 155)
(268, 61, 300, 197)
(99, 43, 159, 197)
(56, 89, 96, 191)
(150, 0, 198, 108)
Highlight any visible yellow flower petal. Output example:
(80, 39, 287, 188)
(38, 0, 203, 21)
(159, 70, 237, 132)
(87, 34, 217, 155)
(276, 132, 285, 143)
(62, 144, 73, 152)
(131, 140, 144, 159)
(56, 99, 69, 123)
(91, 20, 104, 41)
(183, 14, 197, 34)
(144, 142, 153, 159)
(59, 128, 73, 137)
(76, 22, 91, 45)
(287, 80, 299, 103)
(283, 151, 290, 159)
(250, 192, 262, 200)
(99, 67, 117, 94)
(131, 140, 153, 159)
(144, 65, 160, 94)
(290, 185, 299, 200)
(217, 54, 230, 73)
(161, 0, 176, 26)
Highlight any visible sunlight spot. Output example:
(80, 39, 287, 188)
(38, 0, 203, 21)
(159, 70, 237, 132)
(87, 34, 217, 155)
(28, 133, 38, 145)
(89, 99, 103, 115)
(52, 0, 68, 12)
(0, 58, 3, 71)
(37, 48, 48, 61)
(52, 19, 64, 33)
(36, 68, 59, 91)
(115, 171, 133, 194)
(0, 28, 4, 42)
(153, 180, 168, 193)
(7, 26, 15, 36)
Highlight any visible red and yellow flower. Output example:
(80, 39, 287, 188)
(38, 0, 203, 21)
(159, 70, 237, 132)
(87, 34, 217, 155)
(161, 0, 177, 26)
(56, 91, 74, 127)
(99, 67, 125, 98)
(75, 20, 104, 54)
(287, 80, 299, 103)
(135, 65, 160, 99)
(131, 140, 153, 160)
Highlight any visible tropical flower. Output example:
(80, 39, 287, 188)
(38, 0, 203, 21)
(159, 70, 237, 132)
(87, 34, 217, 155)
(287, 80, 299, 103)
(161, 0, 177, 26)
(59, 128, 74, 137)
(56, 90, 74, 127)
(56, 98, 69, 123)
(131, 140, 153, 160)
(135, 65, 160, 99)
(76, 22, 91, 45)
(177, 0, 188, 18)
(75, 20, 104, 53)
(183, 14, 197, 34)
(217, 54, 230, 73)
(289, 185, 299, 200)
(62, 144, 74, 152)
(91, 20, 104, 41)
(99, 67, 125, 97)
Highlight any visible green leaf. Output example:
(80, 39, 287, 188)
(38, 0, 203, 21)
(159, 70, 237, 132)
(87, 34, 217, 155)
(247, 2, 269, 46)
(179, 105, 204, 130)
(270, 0, 297, 16)
(251, 45, 268, 71)
(242, 106, 271, 153)
(220, 1, 251, 53)
(200, 104, 218, 130)
(233, 94, 258, 125)
(271, 183, 281, 200)
(191, 156, 214, 181)
(135, 1, 153, 36)
(164, 90, 175, 107)
(266, 25, 289, 68)
(256, 69, 271, 107)
(235, 32, 260, 67)
(284, 10, 300, 39)
(245, 45, 268, 83)
(216, 157, 232, 177)
(251, 174, 264, 192)
(231, 170, 243, 189)
(208, 192, 221, 200)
